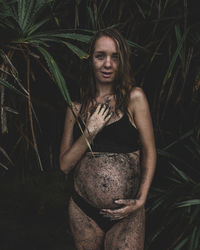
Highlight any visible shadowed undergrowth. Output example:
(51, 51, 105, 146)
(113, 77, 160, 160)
(0, 170, 75, 250)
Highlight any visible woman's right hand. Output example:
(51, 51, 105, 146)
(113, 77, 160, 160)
(86, 103, 113, 136)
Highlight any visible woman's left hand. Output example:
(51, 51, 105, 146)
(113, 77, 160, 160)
(100, 198, 145, 220)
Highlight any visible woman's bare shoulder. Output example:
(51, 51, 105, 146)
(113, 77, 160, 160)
(130, 86, 146, 101)
(128, 87, 147, 111)
(128, 87, 150, 117)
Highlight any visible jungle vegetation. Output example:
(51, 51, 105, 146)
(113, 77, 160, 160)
(0, 0, 200, 249)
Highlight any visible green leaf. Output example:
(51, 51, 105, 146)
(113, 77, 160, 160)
(163, 129, 193, 150)
(175, 25, 185, 64)
(192, 226, 200, 250)
(161, 25, 189, 88)
(49, 32, 91, 43)
(37, 47, 71, 106)
(27, 37, 61, 44)
(176, 199, 200, 208)
(127, 40, 149, 52)
(0, 77, 26, 97)
(73, 28, 96, 34)
(29, 32, 91, 43)
(87, 6, 96, 30)
(150, 226, 166, 242)
(26, 18, 49, 36)
(0, 162, 8, 170)
(62, 41, 88, 59)
(101, 0, 111, 16)
(169, 162, 189, 182)
(174, 237, 188, 250)
(189, 203, 200, 225)
(166, 176, 182, 184)
(22, 0, 35, 31)
(189, 226, 198, 250)
(18, 0, 26, 29)
(0, 146, 14, 166)
(157, 149, 190, 168)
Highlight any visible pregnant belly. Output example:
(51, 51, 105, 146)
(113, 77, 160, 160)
(74, 152, 140, 209)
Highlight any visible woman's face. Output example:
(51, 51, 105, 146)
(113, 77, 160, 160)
(92, 36, 119, 85)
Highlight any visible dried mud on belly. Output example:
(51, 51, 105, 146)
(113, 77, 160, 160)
(74, 152, 140, 208)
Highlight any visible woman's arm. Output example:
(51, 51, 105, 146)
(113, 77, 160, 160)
(59, 103, 89, 174)
(100, 87, 156, 219)
(60, 103, 112, 174)
(130, 87, 157, 203)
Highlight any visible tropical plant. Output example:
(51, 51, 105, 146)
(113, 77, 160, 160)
(0, 0, 92, 171)
(146, 132, 200, 249)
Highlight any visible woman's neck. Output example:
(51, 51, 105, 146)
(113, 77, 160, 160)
(95, 83, 114, 99)
(93, 84, 115, 112)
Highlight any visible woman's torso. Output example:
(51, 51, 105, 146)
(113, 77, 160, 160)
(73, 104, 141, 209)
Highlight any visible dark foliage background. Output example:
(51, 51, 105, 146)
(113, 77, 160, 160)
(0, 0, 200, 249)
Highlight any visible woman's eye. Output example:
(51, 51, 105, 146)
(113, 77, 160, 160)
(112, 54, 119, 60)
(96, 54, 104, 59)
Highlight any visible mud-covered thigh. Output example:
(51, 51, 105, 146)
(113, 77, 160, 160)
(104, 207, 145, 250)
(68, 198, 104, 250)
(69, 197, 145, 250)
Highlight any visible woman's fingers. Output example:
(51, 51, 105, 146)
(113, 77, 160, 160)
(103, 105, 111, 116)
(100, 209, 126, 220)
(102, 104, 110, 115)
(86, 103, 113, 134)
(99, 212, 118, 220)
(94, 103, 112, 120)
(115, 199, 136, 206)
(100, 199, 143, 220)
(95, 103, 103, 114)
(104, 111, 113, 121)
(99, 103, 109, 114)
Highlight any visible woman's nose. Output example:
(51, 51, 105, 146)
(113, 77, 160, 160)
(104, 57, 111, 67)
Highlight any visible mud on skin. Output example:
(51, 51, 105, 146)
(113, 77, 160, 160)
(74, 151, 140, 209)
(104, 207, 145, 250)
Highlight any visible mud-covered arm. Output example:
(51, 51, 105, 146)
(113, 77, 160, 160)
(59, 104, 91, 174)
(59, 103, 112, 174)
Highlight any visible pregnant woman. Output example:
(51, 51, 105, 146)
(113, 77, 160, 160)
(60, 28, 156, 250)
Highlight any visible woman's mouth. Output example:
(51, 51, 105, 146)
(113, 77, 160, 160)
(101, 72, 113, 78)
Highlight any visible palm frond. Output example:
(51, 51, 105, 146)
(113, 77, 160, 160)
(0, 145, 14, 166)
(29, 31, 92, 43)
(174, 237, 189, 250)
(176, 199, 200, 208)
(0, 162, 8, 170)
(0, 77, 26, 96)
(161, 25, 189, 91)
(169, 162, 189, 183)
(37, 46, 71, 106)
(87, 6, 96, 30)
(62, 41, 88, 59)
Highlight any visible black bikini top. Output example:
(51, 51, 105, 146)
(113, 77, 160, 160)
(73, 112, 140, 153)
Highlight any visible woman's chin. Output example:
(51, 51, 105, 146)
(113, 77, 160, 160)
(98, 78, 114, 84)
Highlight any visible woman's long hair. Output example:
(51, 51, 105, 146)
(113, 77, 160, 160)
(80, 28, 135, 115)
